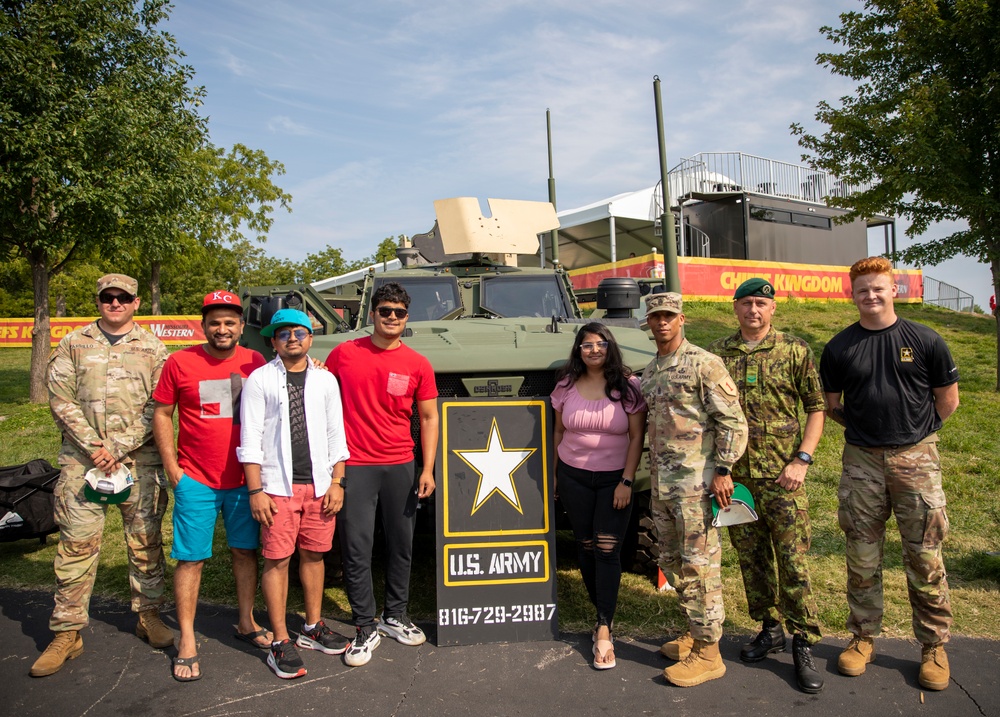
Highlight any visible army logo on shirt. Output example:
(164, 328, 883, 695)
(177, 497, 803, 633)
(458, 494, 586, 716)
(900, 347, 914, 363)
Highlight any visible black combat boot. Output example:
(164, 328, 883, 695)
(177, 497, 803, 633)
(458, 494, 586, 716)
(740, 617, 786, 662)
(793, 633, 824, 693)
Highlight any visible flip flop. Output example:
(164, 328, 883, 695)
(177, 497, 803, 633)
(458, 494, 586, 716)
(234, 627, 272, 650)
(593, 639, 616, 670)
(172, 655, 202, 682)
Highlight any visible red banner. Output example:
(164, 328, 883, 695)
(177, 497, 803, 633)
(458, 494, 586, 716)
(568, 255, 923, 303)
(0, 316, 205, 348)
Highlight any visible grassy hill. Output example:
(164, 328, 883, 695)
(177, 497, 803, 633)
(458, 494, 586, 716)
(1, 300, 998, 639)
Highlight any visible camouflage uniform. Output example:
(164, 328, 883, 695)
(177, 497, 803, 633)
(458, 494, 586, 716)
(821, 314, 957, 649)
(47, 321, 169, 632)
(641, 339, 748, 643)
(708, 328, 824, 644)
(838, 437, 951, 645)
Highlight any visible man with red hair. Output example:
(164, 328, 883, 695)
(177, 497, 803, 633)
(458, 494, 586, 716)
(821, 257, 959, 692)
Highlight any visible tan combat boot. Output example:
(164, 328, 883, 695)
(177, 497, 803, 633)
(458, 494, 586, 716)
(136, 607, 174, 648)
(30, 631, 84, 677)
(837, 635, 875, 676)
(663, 639, 726, 687)
(659, 632, 694, 661)
(918, 644, 950, 691)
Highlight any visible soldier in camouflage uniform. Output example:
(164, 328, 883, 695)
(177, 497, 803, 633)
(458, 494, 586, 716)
(31, 274, 173, 678)
(640, 292, 748, 688)
(707, 277, 825, 694)
(821, 257, 959, 692)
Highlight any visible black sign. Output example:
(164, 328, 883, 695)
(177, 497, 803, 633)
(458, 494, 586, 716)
(435, 398, 558, 645)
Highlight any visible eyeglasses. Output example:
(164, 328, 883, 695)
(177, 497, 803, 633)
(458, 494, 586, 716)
(274, 328, 310, 342)
(581, 341, 609, 352)
(98, 291, 135, 305)
(376, 306, 408, 319)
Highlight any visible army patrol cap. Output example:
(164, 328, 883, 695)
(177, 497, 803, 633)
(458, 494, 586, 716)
(96, 273, 138, 296)
(644, 292, 683, 317)
(83, 465, 134, 505)
(733, 278, 775, 300)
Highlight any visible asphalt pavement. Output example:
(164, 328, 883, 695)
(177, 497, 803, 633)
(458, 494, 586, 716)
(1, 587, 997, 717)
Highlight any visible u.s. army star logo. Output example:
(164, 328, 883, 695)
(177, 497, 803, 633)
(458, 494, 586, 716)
(454, 418, 535, 515)
(900, 347, 914, 362)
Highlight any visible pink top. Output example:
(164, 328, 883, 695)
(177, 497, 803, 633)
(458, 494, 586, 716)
(550, 375, 646, 472)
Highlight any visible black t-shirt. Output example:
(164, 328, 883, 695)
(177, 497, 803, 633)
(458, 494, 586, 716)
(820, 317, 958, 447)
(285, 369, 313, 484)
(98, 324, 127, 346)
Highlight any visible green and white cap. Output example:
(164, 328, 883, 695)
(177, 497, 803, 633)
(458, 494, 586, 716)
(83, 465, 134, 505)
(711, 482, 758, 527)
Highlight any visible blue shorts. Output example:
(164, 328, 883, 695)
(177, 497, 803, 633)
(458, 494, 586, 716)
(171, 474, 260, 561)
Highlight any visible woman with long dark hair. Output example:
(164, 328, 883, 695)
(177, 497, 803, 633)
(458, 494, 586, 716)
(551, 322, 647, 669)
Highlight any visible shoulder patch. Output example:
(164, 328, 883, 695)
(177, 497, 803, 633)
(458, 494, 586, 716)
(719, 376, 738, 397)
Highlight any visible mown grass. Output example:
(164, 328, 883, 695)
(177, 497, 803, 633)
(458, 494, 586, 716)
(2, 301, 999, 640)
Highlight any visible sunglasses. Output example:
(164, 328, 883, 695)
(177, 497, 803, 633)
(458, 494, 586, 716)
(581, 341, 609, 352)
(274, 328, 310, 342)
(98, 291, 135, 305)
(376, 306, 408, 319)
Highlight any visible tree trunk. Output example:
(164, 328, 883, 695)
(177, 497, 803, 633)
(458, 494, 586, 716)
(55, 291, 66, 317)
(150, 260, 161, 315)
(29, 257, 51, 404)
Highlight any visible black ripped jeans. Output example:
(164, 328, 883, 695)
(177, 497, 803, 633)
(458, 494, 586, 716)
(556, 459, 633, 628)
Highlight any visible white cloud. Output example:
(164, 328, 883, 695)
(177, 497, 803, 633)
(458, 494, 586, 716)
(219, 48, 250, 77)
(266, 115, 315, 136)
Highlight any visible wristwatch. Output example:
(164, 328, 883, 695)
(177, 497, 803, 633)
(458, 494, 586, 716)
(715, 466, 730, 477)
(620, 477, 634, 488)
(794, 451, 814, 465)
(337, 476, 347, 488)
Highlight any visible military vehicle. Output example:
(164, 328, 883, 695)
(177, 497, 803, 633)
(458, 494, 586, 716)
(239, 198, 662, 575)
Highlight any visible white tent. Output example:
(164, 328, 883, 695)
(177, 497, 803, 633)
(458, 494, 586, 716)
(547, 186, 666, 270)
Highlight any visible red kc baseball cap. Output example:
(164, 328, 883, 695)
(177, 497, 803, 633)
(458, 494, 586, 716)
(201, 290, 243, 315)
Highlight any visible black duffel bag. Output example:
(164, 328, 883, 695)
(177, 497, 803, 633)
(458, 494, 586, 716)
(0, 459, 60, 543)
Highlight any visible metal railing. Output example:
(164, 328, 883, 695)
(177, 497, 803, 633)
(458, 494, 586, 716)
(678, 219, 710, 258)
(661, 152, 876, 207)
(924, 275, 975, 313)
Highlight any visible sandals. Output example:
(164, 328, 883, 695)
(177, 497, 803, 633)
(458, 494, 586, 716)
(172, 655, 202, 682)
(592, 624, 616, 670)
(234, 627, 273, 650)
(593, 638, 616, 670)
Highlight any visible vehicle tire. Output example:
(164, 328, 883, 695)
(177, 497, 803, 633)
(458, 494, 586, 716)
(621, 490, 659, 577)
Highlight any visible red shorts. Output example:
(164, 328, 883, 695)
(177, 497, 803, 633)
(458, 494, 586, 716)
(261, 483, 336, 559)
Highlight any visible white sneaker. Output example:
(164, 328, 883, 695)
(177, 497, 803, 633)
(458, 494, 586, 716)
(377, 614, 426, 646)
(343, 626, 381, 667)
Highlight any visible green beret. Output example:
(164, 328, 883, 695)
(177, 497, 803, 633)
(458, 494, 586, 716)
(733, 278, 775, 300)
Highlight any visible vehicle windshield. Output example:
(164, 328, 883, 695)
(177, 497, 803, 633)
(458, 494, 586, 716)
(480, 275, 571, 318)
(368, 276, 462, 323)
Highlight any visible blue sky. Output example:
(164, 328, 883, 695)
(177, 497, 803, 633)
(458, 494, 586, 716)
(164, 0, 993, 310)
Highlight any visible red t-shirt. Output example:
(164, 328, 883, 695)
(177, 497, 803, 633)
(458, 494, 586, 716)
(153, 345, 266, 489)
(326, 336, 437, 465)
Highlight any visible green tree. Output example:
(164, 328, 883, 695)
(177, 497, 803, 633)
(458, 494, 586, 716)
(295, 236, 400, 284)
(0, 0, 206, 401)
(0, 253, 33, 318)
(791, 0, 1000, 389)
(299, 246, 350, 284)
(364, 236, 402, 266)
(144, 143, 291, 313)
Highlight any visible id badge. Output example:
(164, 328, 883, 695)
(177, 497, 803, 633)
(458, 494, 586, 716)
(746, 364, 759, 387)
